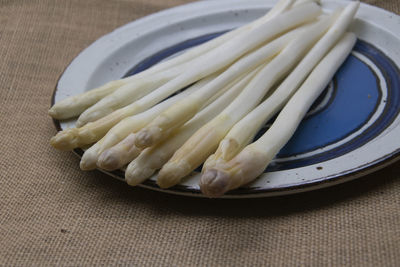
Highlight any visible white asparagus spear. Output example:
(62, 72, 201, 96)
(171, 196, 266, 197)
(203, 2, 359, 169)
(79, 75, 216, 170)
(156, 18, 330, 188)
(50, 3, 321, 151)
(49, 58, 187, 121)
(48, 0, 294, 120)
(200, 32, 357, 197)
(134, 27, 301, 149)
(97, 133, 140, 171)
(75, 64, 187, 127)
(49, 80, 125, 120)
(99, 65, 257, 174)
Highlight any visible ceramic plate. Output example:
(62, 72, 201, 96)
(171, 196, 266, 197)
(52, 0, 400, 198)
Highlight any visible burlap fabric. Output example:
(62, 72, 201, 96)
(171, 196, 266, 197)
(1, 0, 399, 266)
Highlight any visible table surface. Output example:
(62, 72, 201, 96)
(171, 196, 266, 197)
(1, 0, 399, 266)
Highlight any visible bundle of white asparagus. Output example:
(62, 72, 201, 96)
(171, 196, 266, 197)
(49, 0, 359, 197)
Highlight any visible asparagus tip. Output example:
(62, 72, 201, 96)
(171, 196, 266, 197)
(50, 129, 79, 151)
(157, 161, 190, 189)
(135, 127, 160, 148)
(125, 162, 155, 186)
(200, 169, 231, 198)
(80, 147, 100, 170)
(75, 109, 102, 128)
(48, 107, 59, 118)
(97, 150, 121, 171)
(75, 120, 84, 128)
(79, 158, 96, 171)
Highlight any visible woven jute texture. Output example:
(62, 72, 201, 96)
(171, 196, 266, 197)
(1, 0, 399, 266)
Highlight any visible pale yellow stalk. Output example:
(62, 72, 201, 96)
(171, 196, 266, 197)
(96, 133, 141, 171)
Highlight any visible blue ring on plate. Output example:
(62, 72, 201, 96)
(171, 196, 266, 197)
(125, 32, 400, 172)
(269, 41, 400, 171)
